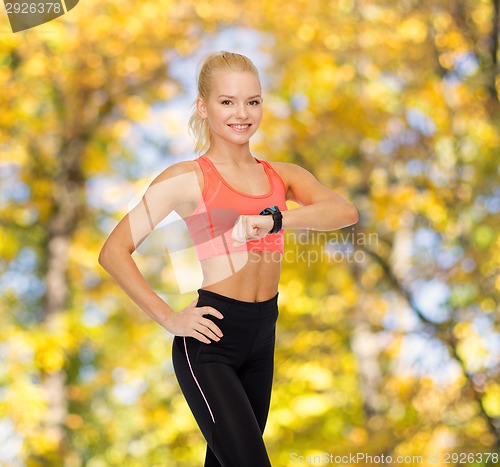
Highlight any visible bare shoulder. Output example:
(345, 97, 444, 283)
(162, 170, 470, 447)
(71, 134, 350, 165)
(267, 161, 312, 177)
(267, 160, 337, 205)
(144, 158, 204, 212)
(266, 161, 317, 198)
(150, 159, 202, 185)
(150, 159, 204, 195)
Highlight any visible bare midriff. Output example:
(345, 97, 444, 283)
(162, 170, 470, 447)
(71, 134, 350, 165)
(199, 251, 282, 302)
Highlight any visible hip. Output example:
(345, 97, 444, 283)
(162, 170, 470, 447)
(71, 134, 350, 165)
(172, 288, 279, 367)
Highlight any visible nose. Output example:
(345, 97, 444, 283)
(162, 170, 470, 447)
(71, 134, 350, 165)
(235, 104, 248, 120)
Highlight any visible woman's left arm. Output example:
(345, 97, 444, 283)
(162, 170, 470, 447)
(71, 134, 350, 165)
(231, 162, 358, 246)
(279, 162, 358, 231)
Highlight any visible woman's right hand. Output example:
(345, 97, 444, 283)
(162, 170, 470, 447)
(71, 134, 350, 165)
(164, 299, 224, 344)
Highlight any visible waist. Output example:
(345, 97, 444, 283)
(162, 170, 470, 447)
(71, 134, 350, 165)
(196, 288, 279, 319)
(199, 252, 281, 299)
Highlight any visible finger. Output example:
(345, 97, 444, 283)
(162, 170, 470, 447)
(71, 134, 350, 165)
(193, 329, 211, 344)
(210, 306, 224, 320)
(236, 216, 245, 242)
(239, 216, 250, 243)
(200, 310, 224, 338)
(231, 217, 243, 242)
(250, 221, 260, 239)
(193, 317, 222, 340)
(198, 305, 224, 320)
(232, 218, 244, 246)
(202, 315, 224, 335)
(247, 216, 261, 238)
(199, 319, 223, 340)
(231, 226, 240, 244)
(246, 217, 257, 239)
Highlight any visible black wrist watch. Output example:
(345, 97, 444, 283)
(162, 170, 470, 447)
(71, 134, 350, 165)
(259, 205, 283, 234)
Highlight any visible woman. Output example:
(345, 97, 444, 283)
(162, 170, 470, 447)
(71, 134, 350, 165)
(98, 51, 358, 466)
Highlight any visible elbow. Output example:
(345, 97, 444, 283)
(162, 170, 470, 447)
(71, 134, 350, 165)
(351, 207, 359, 225)
(341, 205, 359, 228)
(98, 246, 109, 270)
(98, 241, 132, 271)
(98, 240, 115, 270)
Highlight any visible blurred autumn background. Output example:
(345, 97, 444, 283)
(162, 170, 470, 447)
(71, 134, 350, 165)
(1, 0, 499, 465)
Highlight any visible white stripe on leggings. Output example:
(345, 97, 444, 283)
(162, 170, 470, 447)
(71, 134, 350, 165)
(183, 336, 216, 423)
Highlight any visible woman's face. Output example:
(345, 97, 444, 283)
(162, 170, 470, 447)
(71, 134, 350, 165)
(197, 70, 263, 148)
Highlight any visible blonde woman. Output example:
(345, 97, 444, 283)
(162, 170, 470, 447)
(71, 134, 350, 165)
(99, 51, 358, 466)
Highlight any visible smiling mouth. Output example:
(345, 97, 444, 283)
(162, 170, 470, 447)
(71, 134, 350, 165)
(228, 124, 252, 131)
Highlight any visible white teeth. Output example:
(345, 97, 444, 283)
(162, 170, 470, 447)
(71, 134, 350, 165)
(230, 124, 250, 130)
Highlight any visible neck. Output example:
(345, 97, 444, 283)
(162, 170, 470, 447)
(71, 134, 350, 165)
(204, 139, 255, 165)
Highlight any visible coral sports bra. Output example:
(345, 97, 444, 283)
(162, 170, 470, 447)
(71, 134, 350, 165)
(185, 155, 288, 261)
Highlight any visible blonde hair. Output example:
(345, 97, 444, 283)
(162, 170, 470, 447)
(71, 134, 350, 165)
(188, 51, 261, 155)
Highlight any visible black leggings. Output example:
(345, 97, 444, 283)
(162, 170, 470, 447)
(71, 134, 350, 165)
(172, 288, 279, 467)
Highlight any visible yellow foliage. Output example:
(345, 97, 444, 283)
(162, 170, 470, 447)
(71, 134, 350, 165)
(1, 0, 499, 463)
(2, 378, 47, 429)
(398, 18, 428, 43)
(457, 334, 489, 371)
(291, 393, 330, 417)
(348, 426, 368, 446)
(483, 382, 500, 417)
(293, 362, 334, 391)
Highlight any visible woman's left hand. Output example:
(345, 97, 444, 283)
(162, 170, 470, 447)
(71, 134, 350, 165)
(231, 215, 274, 246)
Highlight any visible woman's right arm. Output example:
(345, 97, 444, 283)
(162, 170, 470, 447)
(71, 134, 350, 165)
(97, 161, 224, 344)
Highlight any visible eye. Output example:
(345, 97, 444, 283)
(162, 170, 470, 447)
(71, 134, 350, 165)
(248, 100, 261, 106)
(221, 100, 232, 105)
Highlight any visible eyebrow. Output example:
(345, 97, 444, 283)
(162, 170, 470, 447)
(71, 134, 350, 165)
(217, 94, 262, 99)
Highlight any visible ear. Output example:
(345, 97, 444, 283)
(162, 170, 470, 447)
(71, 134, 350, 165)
(196, 97, 208, 119)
